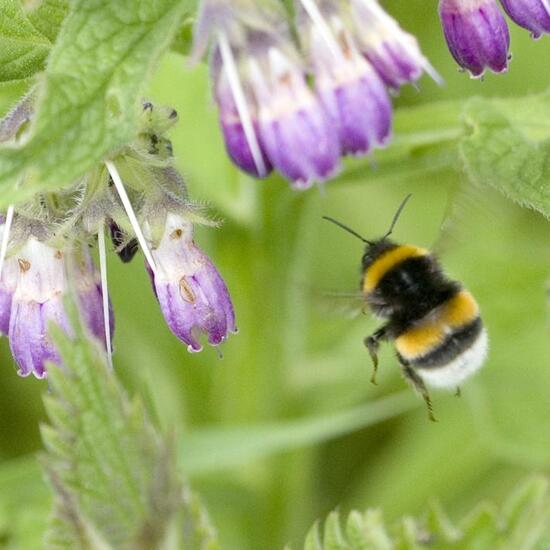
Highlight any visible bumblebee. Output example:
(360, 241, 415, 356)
(324, 195, 488, 421)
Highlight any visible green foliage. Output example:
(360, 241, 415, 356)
(180, 392, 418, 474)
(0, 4, 550, 550)
(292, 477, 550, 550)
(461, 92, 550, 218)
(26, 0, 69, 44)
(0, 0, 52, 84)
(0, 0, 195, 207)
(40, 307, 217, 549)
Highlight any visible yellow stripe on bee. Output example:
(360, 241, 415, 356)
(395, 291, 480, 360)
(363, 245, 429, 293)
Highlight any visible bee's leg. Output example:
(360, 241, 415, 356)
(364, 325, 388, 385)
(455, 386, 461, 398)
(401, 364, 437, 422)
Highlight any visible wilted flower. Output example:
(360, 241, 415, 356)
(500, 0, 550, 38)
(147, 213, 236, 352)
(349, 0, 441, 89)
(439, 0, 510, 77)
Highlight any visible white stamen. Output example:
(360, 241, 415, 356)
(0, 204, 15, 279)
(98, 226, 113, 371)
(421, 59, 445, 87)
(105, 160, 157, 275)
(217, 32, 267, 177)
(300, 0, 342, 60)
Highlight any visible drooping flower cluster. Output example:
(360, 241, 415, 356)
(438, 0, 550, 78)
(0, 101, 236, 378)
(192, 0, 439, 190)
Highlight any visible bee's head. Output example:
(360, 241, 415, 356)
(361, 238, 398, 271)
(323, 194, 412, 265)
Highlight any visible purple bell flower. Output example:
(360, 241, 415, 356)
(249, 46, 341, 189)
(8, 238, 71, 378)
(500, 0, 550, 38)
(212, 50, 272, 178)
(8, 237, 114, 378)
(148, 213, 236, 352)
(350, 0, 442, 89)
(439, 0, 511, 78)
(310, 23, 392, 156)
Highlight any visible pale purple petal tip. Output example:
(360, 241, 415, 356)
(9, 299, 67, 379)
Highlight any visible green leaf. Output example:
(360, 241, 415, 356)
(0, 0, 193, 207)
(294, 477, 550, 550)
(27, 0, 69, 44)
(0, 0, 52, 83)
(460, 92, 550, 218)
(180, 392, 418, 475)
(0, 455, 50, 548)
(41, 305, 218, 549)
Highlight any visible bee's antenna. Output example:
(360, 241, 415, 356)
(382, 194, 413, 239)
(323, 216, 373, 245)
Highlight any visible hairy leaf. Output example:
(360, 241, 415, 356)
(291, 477, 550, 550)
(461, 92, 550, 218)
(41, 305, 218, 549)
(27, 0, 69, 44)
(0, 0, 52, 83)
(0, 0, 194, 207)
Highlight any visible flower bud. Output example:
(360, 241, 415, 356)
(148, 214, 236, 352)
(249, 46, 341, 189)
(350, 0, 441, 88)
(310, 21, 392, 155)
(500, 0, 550, 38)
(439, 0, 510, 78)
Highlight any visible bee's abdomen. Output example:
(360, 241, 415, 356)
(395, 290, 487, 388)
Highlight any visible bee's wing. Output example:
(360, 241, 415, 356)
(313, 290, 368, 319)
(433, 181, 502, 257)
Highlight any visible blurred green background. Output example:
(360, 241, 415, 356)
(1, 1, 550, 548)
